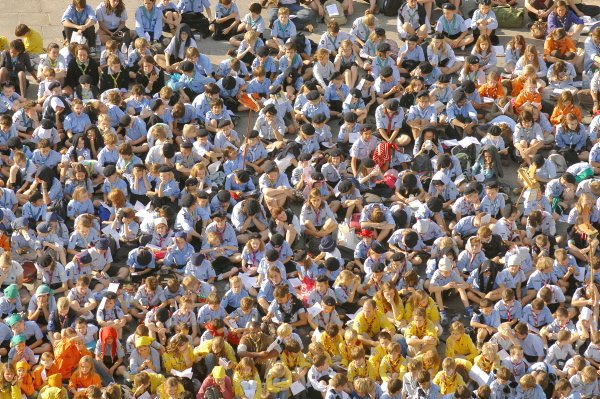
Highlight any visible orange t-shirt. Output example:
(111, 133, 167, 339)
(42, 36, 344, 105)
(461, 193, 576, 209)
(550, 104, 582, 126)
(513, 91, 542, 114)
(478, 81, 505, 99)
(544, 37, 577, 61)
(32, 365, 60, 390)
(68, 371, 102, 390)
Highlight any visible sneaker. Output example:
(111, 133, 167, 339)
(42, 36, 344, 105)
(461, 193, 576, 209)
(440, 310, 450, 326)
(451, 314, 461, 323)
(465, 306, 474, 318)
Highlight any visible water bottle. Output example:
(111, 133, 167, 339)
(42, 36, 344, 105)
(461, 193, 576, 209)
(121, 42, 128, 57)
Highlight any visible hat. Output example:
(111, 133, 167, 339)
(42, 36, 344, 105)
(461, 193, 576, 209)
(265, 248, 279, 261)
(185, 177, 199, 187)
(371, 263, 385, 273)
(370, 242, 386, 254)
(337, 179, 353, 193)
(212, 365, 226, 379)
(6, 314, 22, 327)
(306, 90, 320, 101)
(104, 165, 117, 177)
(154, 217, 168, 227)
(414, 218, 431, 234)
(217, 119, 231, 129)
(453, 89, 466, 103)
(480, 263, 491, 273)
(3, 284, 18, 299)
(175, 231, 187, 239)
(11, 334, 26, 346)
(158, 165, 173, 173)
(374, 27, 386, 36)
(442, 2, 456, 9)
(13, 217, 28, 230)
(466, 55, 480, 64)
(298, 153, 312, 162)
(197, 191, 209, 200)
(462, 80, 476, 94)
(135, 336, 154, 348)
(36, 221, 51, 234)
(507, 254, 520, 266)
(257, 46, 270, 57)
(319, 235, 336, 252)
(330, 148, 342, 157)
(486, 181, 499, 189)
(198, 129, 209, 138)
(357, 228, 375, 238)
(181, 141, 193, 149)
(263, 104, 278, 115)
(385, 99, 400, 111)
(377, 42, 391, 52)
(264, 162, 278, 173)
(248, 130, 259, 139)
(407, 34, 419, 42)
(179, 60, 194, 72)
(350, 88, 361, 98)
(438, 258, 453, 272)
(313, 113, 327, 124)
(78, 251, 92, 264)
(47, 81, 61, 91)
(301, 124, 316, 136)
(15, 361, 29, 371)
(95, 238, 110, 250)
(36, 284, 52, 296)
(311, 172, 325, 182)
(48, 374, 62, 388)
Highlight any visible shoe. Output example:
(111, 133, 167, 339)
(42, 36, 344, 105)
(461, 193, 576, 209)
(440, 310, 450, 326)
(465, 306, 474, 318)
(451, 314, 461, 323)
(460, 45, 465, 51)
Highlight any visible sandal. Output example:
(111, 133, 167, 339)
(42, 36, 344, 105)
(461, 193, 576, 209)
(305, 24, 314, 33)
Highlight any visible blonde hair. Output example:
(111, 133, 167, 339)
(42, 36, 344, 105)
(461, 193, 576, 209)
(72, 186, 89, 202)
(268, 362, 287, 378)
(277, 323, 292, 338)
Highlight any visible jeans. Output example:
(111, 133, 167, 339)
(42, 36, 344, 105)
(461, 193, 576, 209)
(267, 4, 315, 31)
(93, 359, 115, 385)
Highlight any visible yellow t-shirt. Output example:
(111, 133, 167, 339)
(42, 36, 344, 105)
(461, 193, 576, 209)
(0, 36, 8, 52)
(445, 333, 478, 363)
(433, 371, 465, 395)
(353, 310, 395, 337)
(379, 354, 407, 382)
(22, 30, 44, 54)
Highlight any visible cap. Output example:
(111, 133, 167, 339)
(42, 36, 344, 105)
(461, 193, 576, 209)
(78, 251, 92, 264)
(6, 314, 23, 327)
(248, 130, 260, 139)
(48, 374, 62, 388)
(357, 228, 375, 238)
(337, 179, 353, 193)
(48, 81, 61, 91)
(15, 361, 29, 371)
(37, 285, 53, 297)
(181, 141, 193, 149)
(257, 46, 270, 57)
(181, 194, 195, 208)
(270, 233, 285, 247)
(438, 258, 453, 272)
(371, 263, 385, 273)
(213, 365, 226, 379)
(135, 336, 154, 348)
(3, 284, 18, 299)
(95, 238, 110, 250)
(36, 221, 51, 234)
(217, 119, 231, 129)
(370, 242, 386, 254)
(311, 172, 325, 182)
(442, 2, 456, 9)
(216, 190, 231, 203)
(380, 66, 393, 78)
(407, 34, 419, 42)
(185, 177, 199, 186)
(438, 74, 451, 83)
(462, 80, 476, 93)
(374, 27, 386, 36)
(313, 113, 327, 124)
(158, 165, 173, 173)
(41, 119, 54, 130)
(319, 235, 336, 252)
(174, 231, 187, 239)
(466, 55, 480, 64)
(301, 124, 316, 136)
(11, 334, 26, 346)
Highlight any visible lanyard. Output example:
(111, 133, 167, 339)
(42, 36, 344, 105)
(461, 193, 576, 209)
(77, 62, 88, 74)
(327, 34, 338, 50)
(442, 16, 458, 35)
(279, 21, 290, 38)
(110, 71, 121, 88)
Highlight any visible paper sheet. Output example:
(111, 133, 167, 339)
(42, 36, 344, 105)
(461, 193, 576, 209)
(307, 302, 323, 317)
(458, 136, 480, 148)
(107, 282, 120, 293)
(228, 319, 239, 329)
(455, 56, 465, 62)
(527, 324, 540, 334)
(469, 365, 489, 386)
(266, 339, 281, 352)
(219, 357, 231, 367)
(289, 278, 302, 288)
(321, 142, 336, 148)
(134, 201, 145, 211)
(325, 3, 340, 16)
(71, 32, 86, 44)
(348, 132, 360, 143)
(313, 327, 322, 341)
(239, 273, 258, 290)
(138, 392, 151, 399)
(171, 367, 193, 378)
(208, 161, 222, 174)
(442, 139, 460, 147)
(493, 46, 505, 56)
(291, 381, 306, 395)
(101, 225, 121, 248)
(482, 97, 494, 103)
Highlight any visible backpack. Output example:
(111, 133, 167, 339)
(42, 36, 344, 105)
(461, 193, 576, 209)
(382, 0, 401, 17)
(323, 0, 347, 26)
(548, 153, 567, 174)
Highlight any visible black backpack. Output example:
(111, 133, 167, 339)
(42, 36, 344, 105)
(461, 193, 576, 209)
(382, 0, 401, 17)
